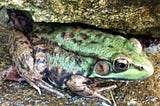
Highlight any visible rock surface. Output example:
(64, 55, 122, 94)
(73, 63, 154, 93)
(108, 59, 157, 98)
(0, 0, 160, 37)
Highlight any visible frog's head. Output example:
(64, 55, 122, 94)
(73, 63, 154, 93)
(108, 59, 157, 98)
(90, 38, 154, 80)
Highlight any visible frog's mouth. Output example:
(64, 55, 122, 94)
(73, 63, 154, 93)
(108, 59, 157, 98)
(89, 59, 154, 80)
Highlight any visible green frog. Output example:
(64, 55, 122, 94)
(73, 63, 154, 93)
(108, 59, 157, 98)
(31, 23, 154, 79)
(1, 24, 116, 104)
(0, 23, 153, 105)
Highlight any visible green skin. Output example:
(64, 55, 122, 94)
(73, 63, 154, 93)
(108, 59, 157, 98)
(31, 23, 154, 80)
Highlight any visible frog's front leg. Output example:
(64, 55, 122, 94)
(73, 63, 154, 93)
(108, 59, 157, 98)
(66, 75, 117, 105)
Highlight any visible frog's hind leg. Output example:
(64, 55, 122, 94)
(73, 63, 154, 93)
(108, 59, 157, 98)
(66, 75, 117, 105)
(9, 31, 64, 97)
(1, 65, 25, 82)
(14, 52, 64, 97)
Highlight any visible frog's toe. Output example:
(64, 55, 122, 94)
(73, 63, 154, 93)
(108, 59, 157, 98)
(28, 80, 42, 95)
(38, 79, 64, 97)
(93, 85, 117, 105)
(27, 77, 64, 97)
(96, 84, 117, 92)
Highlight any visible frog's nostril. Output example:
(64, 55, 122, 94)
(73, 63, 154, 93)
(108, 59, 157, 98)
(139, 66, 144, 70)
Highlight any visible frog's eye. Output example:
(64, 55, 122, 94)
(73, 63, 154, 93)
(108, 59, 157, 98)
(114, 58, 129, 72)
(95, 61, 110, 76)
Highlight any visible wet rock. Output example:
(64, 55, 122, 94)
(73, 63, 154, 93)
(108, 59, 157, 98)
(0, 0, 160, 37)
